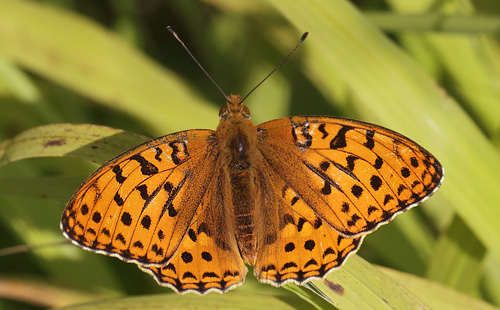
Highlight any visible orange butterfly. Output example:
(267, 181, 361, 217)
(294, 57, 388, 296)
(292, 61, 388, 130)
(61, 31, 443, 295)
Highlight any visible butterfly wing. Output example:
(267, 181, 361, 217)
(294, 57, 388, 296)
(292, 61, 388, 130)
(256, 116, 443, 237)
(253, 161, 363, 285)
(61, 129, 233, 267)
(252, 116, 442, 284)
(140, 167, 247, 294)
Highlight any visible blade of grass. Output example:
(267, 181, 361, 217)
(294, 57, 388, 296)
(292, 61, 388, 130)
(381, 267, 499, 310)
(0, 50, 39, 102)
(0, 277, 110, 309)
(366, 12, 500, 34)
(0, 0, 218, 135)
(309, 255, 430, 309)
(53, 291, 313, 310)
(426, 216, 486, 294)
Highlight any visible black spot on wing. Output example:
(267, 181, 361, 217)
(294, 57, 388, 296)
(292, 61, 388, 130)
(374, 155, 383, 169)
(351, 185, 363, 198)
(163, 182, 173, 193)
(410, 157, 419, 167)
(370, 175, 382, 191)
(304, 240, 315, 251)
(346, 155, 358, 171)
(188, 228, 197, 242)
(319, 161, 330, 171)
(384, 194, 394, 205)
(154, 147, 163, 161)
(364, 130, 375, 150)
(92, 212, 102, 223)
(297, 218, 306, 232)
(304, 258, 318, 268)
(160, 175, 187, 217)
(115, 233, 126, 245)
(130, 154, 158, 175)
(318, 123, 328, 139)
(201, 251, 212, 262)
(401, 167, 411, 178)
(341, 202, 349, 213)
(136, 185, 150, 201)
(330, 126, 352, 149)
(112, 165, 126, 183)
(141, 215, 151, 229)
(321, 182, 331, 195)
(169, 141, 189, 165)
(281, 262, 298, 271)
(157, 229, 165, 240)
(114, 193, 124, 206)
(181, 251, 193, 263)
(121, 212, 132, 226)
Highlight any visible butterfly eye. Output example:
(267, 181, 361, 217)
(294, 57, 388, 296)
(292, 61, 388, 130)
(241, 106, 251, 119)
(219, 105, 229, 119)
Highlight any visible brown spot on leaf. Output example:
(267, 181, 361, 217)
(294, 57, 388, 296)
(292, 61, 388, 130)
(325, 280, 344, 295)
(43, 139, 66, 147)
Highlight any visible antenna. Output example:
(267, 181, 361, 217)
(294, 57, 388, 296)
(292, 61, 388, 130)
(241, 32, 308, 104)
(167, 27, 308, 104)
(167, 26, 229, 101)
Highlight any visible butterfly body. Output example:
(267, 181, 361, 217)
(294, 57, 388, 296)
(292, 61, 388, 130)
(216, 94, 260, 264)
(61, 94, 443, 294)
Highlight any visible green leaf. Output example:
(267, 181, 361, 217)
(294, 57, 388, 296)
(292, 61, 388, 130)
(0, 124, 149, 167)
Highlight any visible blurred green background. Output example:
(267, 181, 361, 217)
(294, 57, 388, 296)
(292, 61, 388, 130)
(1, 0, 500, 309)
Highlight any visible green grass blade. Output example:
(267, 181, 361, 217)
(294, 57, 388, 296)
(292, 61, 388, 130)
(426, 216, 486, 293)
(0, 50, 39, 102)
(381, 267, 500, 310)
(366, 12, 500, 33)
(53, 292, 313, 310)
(0, 0, 218, 134)
(0, 277, 110, 309)
(310, 255, 429, 309)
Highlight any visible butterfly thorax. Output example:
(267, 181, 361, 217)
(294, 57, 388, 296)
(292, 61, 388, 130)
(216, 94, 261, 264)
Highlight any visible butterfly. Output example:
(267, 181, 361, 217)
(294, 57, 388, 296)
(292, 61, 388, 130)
(61, 31, 443, 295)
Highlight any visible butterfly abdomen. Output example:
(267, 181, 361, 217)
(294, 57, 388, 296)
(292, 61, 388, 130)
(228, 132, 261, 264)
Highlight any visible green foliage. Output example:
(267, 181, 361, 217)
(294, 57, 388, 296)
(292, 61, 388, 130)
(0, 0, 499, 309)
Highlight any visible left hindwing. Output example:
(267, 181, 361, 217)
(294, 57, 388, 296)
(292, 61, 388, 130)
(256, 116, 443, 237)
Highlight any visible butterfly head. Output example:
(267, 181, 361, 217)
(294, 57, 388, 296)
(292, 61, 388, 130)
(219, 94, 251, 121)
